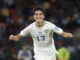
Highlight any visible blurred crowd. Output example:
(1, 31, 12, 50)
(0, 0, 80, 60)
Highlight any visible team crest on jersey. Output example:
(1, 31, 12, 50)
(44, 29, 49, 33)
(31, 31, 35, 35)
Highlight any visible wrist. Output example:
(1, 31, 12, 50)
(13, 36, 19, 41)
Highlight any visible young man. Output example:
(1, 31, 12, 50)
(9, 6, 73, 60)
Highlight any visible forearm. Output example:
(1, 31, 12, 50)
(13, 35, 21, 41)
(13, 35, 22, 41)
(61, 32, 73, 38)
(9, 34, 23, 41)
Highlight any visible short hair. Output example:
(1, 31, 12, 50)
(33, 6, 45, 14)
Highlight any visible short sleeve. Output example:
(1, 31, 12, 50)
(53, 25, 63, 34)
(19, 24, 32, 37)
(49, 22, 63, 35)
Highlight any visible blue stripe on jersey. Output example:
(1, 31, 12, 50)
(55, 26, 60, 31)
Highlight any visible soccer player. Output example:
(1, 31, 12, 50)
(9, 6, 73, 60)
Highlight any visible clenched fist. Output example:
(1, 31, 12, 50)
(9, 34, 22, 41)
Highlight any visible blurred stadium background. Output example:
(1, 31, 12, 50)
(0, 0, 80, 60)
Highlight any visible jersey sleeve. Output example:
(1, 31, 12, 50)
(19, 24, 32, 37)
(49, 22, 63, 35)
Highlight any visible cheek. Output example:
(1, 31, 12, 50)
(42, 15, 45, 18)
(33, 16, 36, 18)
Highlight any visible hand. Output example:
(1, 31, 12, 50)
(62, 32, 73, 38)
(9, 34, 19, 41)
(67, 33, 73, 38)
(9, 34, 15, 40)
(9, 34, 22, 41)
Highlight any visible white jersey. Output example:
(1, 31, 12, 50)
(20, 21, 63, 56)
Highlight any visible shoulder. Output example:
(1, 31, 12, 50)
(19, 50, 23, 52)
(18, 50, 23, 54)
(44, 21, 56, 26)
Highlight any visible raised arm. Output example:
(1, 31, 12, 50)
(61, 32, 73, 38)
(9, 34, 23, 41)
(9, 23, 32, 41)
(52, 24, 73, 38)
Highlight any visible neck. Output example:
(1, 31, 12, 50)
(36, 20, 44, 27)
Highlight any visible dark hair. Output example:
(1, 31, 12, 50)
(33, 6, 45, 14)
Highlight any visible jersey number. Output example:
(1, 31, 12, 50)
(37, 36, 45, 41)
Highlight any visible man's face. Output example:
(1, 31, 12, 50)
(33, 10, 45, 22)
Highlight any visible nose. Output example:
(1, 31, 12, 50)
(37, 14, 41, 18)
